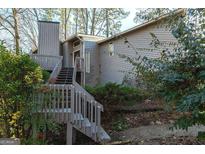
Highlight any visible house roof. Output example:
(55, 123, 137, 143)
(97, 9, 185, 44)
(62, 9, 185, 45)
(62, 34, 105, 43)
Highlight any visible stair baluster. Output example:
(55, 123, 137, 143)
(30, 55, 110, 144)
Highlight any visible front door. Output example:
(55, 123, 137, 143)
(73, 50, 81, 84)
(73, 50, 80, 66)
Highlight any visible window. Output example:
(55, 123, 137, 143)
(108, 42, 114, 56)
(85, 50, 90, 73)
(73, 40, 80, 47)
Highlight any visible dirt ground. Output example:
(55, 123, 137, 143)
(64, 100, 205, 145)
(109, 124, 205, 145)
(101, 101, 205, 145)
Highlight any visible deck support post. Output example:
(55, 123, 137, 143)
(66, 122, 73, 145)
(72, 128, 76, 144)
(32, 114, 37, 140)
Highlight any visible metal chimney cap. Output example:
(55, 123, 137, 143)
(38, 20, 60, 24)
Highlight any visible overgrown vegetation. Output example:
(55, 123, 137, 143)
(112, 115, 129, 131)
(21, 119, 63, 145)
(85, 82, 147, 107)
(0, 43, 62, 144)
(0, 42, 57, 144)
(0, 42, 44, 139)
(122, 9, 205, 138)
(42, 70, 51, 83)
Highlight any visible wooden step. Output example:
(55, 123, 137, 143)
(60, 69, 71, 71)
(58, 72, 72, 75)
(58, 73, 72, 75)
(56, 78, 72, 80)
(97, 127, 111, 143)
(55, 83, 72, 84)
(55, 80, 72, 83)
(56, 80, 72, 82)
(61, 69, 73, 72)
(57, 77, 72, 80)
(59, 73, 72, 75)
(56, 80, 72, 83)
(55, 83, 72, 85)
(57, 74, 72, 77)
(61, 68, 73, 70)
(83, 118, 91, 127)
(58, 74, 72, 76)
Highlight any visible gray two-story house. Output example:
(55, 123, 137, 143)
(30, 9, 184, 145)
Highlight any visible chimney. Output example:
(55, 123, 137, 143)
(38, 21, 60, 56)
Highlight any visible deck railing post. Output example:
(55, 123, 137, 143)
(66, 122, 73, 145)
(31, 54, 110, 143)
(71, 85, 75, 123)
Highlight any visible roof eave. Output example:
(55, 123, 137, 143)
(62, 34, 105, 44)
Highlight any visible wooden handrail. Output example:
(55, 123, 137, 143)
(72, 57, 84, 84)
(30, 54, 63, 58)
(30, 54, 62, 69)
(30, 54, 63, 83)
(48, 56, 63, 83)
(72, 57, 93, 99)
(71, 56, 104, 141)
(70, 83, 103, 141)
(34, 84, 73, 122)
(32, 54, 105, 142)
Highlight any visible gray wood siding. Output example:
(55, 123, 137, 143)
(99, 23, 178, 84)
(62, 41, 73, 67)
(84, 41, 100, 86)
(38, 21, 60, 56)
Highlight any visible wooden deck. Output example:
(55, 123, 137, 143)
(31, 55, 111, 144)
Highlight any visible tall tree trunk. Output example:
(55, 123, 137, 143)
(75, 9, 78, 34)
(90, 8, 96, 35)
(12, 8, 20, 55)
(85, 9, 89, 34)
(64, 8, 67, 40)
(105, 9, 109, 37)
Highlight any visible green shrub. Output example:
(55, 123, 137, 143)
(121, 9, 205, 134)
(85, 82, 146, 106)
(112, 115, 129, 131)
(42, 70, 50, 83)
(0, 43, 44, 139)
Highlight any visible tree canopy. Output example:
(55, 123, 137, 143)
(0, 8, 130, 52)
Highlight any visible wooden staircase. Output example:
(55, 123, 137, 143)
(55, 68, 73, 84)
(30, 55, 111, 144)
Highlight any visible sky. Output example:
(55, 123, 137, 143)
(121, 8, 138, 31)
(0, 8, 139, 52)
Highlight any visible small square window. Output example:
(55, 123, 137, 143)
(108, 43, 114, 56)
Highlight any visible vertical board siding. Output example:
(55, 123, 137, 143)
(99, 23, 178, 84)
(84, 41, 100, 86)
(62, 41, 73, 68)
(38, 21, 60, 56)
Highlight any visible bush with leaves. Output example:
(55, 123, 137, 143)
(85, 82, 146, 107)
(0, 42, 44, 139)
(112, 114, 129, 131)
(122, 9, 205, 136)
